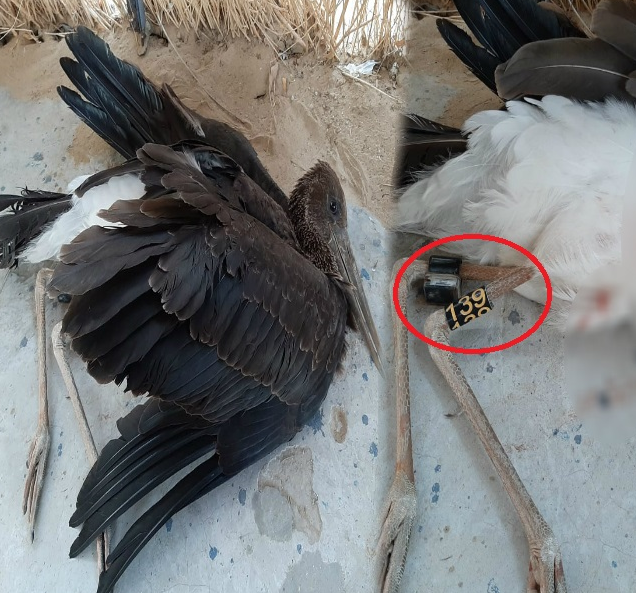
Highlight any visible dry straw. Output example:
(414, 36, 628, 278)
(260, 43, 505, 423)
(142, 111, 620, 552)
(0, 0, 603, 59)
(0, 0, 407, 60)
(0, 0, 124, 33)
(414, 0, 600, 12)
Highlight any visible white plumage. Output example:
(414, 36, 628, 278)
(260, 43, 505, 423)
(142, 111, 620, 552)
(23, 173, 145, 264)
(398, 96, 635, 327)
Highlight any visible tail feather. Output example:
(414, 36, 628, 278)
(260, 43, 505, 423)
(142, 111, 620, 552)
(442, 0, 587, 96)
(0, 195, 24, 214)
(96, 456, 228, 593)
(436, 20, 500, 92)
(0, 189, 68, 212)
(394, 114, 467, 189)
(0, 190, 72, 268)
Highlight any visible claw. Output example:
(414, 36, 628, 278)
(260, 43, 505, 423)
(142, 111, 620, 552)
(528, 541, 568, 593)
(376, 471, 417, 593)
(22, 421, 51, 539)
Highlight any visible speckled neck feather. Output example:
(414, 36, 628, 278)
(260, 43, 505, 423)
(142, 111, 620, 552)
(289, 161, 338, 276)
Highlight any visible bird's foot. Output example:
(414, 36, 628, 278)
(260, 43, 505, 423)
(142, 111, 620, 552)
(136, 21, 163, 56)
(22, 420, 51, 540)
(375, 470, 417, 593)
(528, 539, 567, 593)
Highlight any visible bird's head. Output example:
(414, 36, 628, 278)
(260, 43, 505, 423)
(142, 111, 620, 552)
(289, 161, 383, 374)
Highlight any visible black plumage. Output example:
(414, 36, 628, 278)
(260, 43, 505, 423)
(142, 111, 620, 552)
(393, 114, 467, 190)
(398, 0, 636, 187)
(436, 0, 635, 101)
(436, 20, 501, 93)
(49, 140, 381, 593)
(436, 0, 582, 91)
(57, 26, 288, 211)
(0, 26, 292, 269)
(0, 189, 71, 268)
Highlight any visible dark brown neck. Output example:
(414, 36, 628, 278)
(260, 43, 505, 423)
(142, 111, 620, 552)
(289, 189, 335, 275)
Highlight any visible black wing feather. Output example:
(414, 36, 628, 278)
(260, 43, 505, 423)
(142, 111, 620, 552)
(394, 112, 467, 189)
(497, 0, 574, 42)
(441, 0, 591, 97)
(59, 27, 290, 211)
(452, 0, 503, 57)
(75, 400, 205, 513)
(96, 457, 227, 593)
(495, 37, 636, 101)
(71, 426, 208, 527)
(69, 432, 216, 557)
(63, 27, 164, 153)
(54, 143, 348, 593)
(476, 0, 528, 58)
(0, 190, 72, 268)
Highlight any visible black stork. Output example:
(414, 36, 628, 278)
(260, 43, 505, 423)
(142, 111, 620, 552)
(0, 27, 383, 593)
(0, 25, 307, 543)
(18, 140, 383, 593)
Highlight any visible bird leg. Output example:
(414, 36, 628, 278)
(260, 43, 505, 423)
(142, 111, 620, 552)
(375, 258, 426, 593)
(23, 267, 53, 540)
(424, 267, 567, 593)
(376, 261, 532, 593)
(51, 322, 110, 573)
(21, 266, 108, 571)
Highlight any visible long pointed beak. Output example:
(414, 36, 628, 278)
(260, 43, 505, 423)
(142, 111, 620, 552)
(331, 227, 384, 376)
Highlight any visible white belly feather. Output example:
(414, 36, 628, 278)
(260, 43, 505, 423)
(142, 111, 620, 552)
(23, 173, 145, 264)
(398, 96, 636, 325)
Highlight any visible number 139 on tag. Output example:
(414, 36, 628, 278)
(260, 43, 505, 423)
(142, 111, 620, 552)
(445, 287, 493, 330)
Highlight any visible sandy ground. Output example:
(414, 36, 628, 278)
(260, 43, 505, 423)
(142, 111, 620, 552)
(399, 15, 499, 120)
(0, 25, 401, 223)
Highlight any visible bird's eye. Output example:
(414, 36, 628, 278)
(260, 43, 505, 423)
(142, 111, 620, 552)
(329, 199, 340, 216)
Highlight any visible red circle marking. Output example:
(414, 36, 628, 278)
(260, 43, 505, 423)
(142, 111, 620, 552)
(392, 234, 552, 355)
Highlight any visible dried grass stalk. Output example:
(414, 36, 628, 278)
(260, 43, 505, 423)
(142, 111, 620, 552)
(0, 0, 125, 33)
(0, 0, 407, 60)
